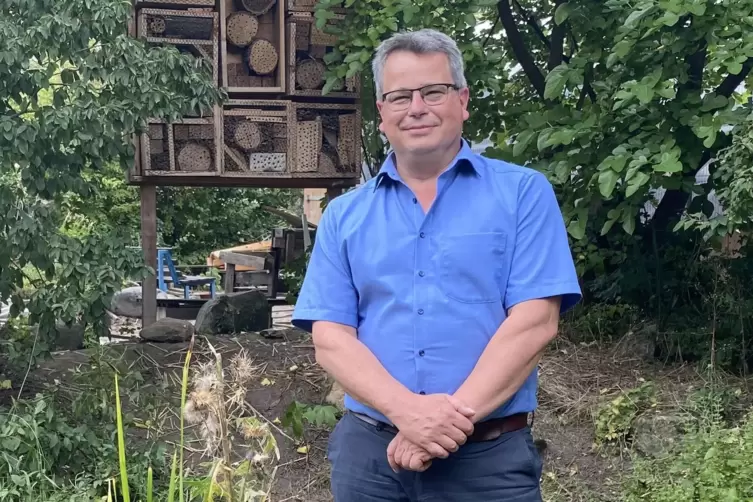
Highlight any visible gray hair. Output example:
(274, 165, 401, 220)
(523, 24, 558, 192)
(371, 28, 468, 99)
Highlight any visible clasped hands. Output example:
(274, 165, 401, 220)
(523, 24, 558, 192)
(386, 394, 475, 473)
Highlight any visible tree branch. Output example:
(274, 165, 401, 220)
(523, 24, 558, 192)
(483, 14, 501, 48)
(497, 0, 547, 99)
(715, 57, 753, 97)
(577, 64, 592, 110)
(548, 1, 566, 71)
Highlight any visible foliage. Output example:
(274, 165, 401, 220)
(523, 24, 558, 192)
(156, 187, 301, 265)
(681, 117, 753, 241)
(318, 0, 753, 265)
(0, 0, 222, 359)
(594, 380, 657, 447)
(282, 400, 340, 439)
(624, 395, 753, 502)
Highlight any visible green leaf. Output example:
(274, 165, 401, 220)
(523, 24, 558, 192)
(567, 216, 587, 240)
(544, 64, 569, 99)
(624, 5, 653, 28)
(626, 172, 650, 197)
(622, 212, 636, 235)
(554, 3, 572, 25)
(654, 157, 683, 173)
(513, 130, 536, 157)
(634, 83, 655, 104)
(598, 170, 620, 198)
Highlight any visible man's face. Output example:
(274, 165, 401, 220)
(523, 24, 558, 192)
(376, 50, 470, 156)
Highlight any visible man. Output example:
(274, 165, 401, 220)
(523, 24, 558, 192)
(292, 28, 581, 501)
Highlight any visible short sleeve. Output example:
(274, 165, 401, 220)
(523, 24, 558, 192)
(291, 201, 359, 332)
(504, 172, 582, 314)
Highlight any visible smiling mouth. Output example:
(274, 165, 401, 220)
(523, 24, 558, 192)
(404, 125, 435, 131)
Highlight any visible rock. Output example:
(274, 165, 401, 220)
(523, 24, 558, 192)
(110, 286, 170, 318)
(325, 378, 345, 412)
(259, 327, 285, 339)
(194, 290, 270, 335)
(632, 413, 684, 458)
(140, 318, 194, 343)
(53, 321, 85, 351)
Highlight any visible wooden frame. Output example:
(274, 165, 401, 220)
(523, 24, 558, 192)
(137, 8, 220, 86)
(222, 99, 294, 177)
(287, 12, 359, 99)
(220, 0, 286, 93)
(291, 101, 362, 179)
(137, 104, 223, 176)
(286, 0, 345, 14)
(135, 0, 216, 7)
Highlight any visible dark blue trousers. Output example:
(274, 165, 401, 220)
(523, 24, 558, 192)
(327, 413, 543, 501)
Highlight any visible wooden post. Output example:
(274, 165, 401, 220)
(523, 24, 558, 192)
(224, 263, 236, 294)
(140, 185, 158, 327)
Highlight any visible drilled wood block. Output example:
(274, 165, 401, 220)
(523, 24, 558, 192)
(149, 124, 164, 140)
(221, 0, 285, 93)
(287, 14, 359, 99)
(174, 125, 190, 140)
(293, 119, 321, 172)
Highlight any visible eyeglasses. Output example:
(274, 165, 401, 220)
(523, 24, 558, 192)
(381, 83, 460, 111)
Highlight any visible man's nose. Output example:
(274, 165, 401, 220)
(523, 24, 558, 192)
(407, 90, 429, 115)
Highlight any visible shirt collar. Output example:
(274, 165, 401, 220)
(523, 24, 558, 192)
(373, 138, 482, 191)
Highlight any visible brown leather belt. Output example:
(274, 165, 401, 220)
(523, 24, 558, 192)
(351, 411, 529, 443)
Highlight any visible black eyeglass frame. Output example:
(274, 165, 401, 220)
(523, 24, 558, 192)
(380, 83, 461, 106)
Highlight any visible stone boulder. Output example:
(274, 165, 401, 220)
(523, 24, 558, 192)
(140, 318, 194, 343)
(53, 321, 86, 351)
(110, 286, 169, 318)
(632, 413, 685, 458)
(194, 290, 270, 335)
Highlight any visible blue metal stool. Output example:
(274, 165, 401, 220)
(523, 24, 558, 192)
(157, 248, 216, 299)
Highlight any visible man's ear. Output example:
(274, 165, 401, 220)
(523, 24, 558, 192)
(376, 100, 386, 133)
(459, 87, 470, 121)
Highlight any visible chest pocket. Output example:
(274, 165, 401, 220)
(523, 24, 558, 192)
(437, 232, 506, 304)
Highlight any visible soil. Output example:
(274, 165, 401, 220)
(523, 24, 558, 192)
(3, 318, 751, 502)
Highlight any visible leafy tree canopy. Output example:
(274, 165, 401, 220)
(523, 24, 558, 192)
(0, 0, 222, 353)
(318, 0, 753, 274)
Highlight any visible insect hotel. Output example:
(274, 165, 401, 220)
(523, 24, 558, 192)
(128, 0, 361, 188)
(127, 0, 361, 324)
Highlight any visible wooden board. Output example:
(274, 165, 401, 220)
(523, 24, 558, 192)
(220, 0, 286, 93)
(136, 0, 215, 7)
(286, 0, 345, 14)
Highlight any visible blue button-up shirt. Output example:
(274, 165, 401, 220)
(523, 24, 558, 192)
(292, 139, 581, 424)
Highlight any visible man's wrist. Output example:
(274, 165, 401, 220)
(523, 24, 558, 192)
(381, 387, 418, 426)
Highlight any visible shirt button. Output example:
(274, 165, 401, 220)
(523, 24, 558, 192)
(418, 350, 425, 357)
(418, 270, 425, 277)
(419, 232, 425, 238)
(412, 197, 417, 204)
(419, 391, 426, 395)
(417, 308, 424, 315)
